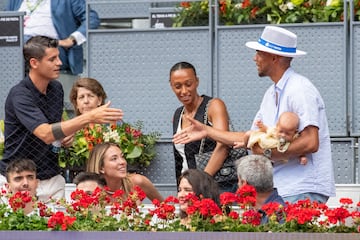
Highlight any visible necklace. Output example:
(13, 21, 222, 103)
(25, 0, 44, 15)
(105, 184, 124, 195)
(106, 190, 115, 195)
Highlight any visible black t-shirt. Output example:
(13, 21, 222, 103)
(1, 76, 63, 180)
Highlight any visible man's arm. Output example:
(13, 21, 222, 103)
(59, 1, 100, 48)
(33, 102, 123, 144)
(173, 116, 247, 147)
(251, 125, 319, 162)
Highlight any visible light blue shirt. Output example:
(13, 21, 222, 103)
(252, 68, 335, 198)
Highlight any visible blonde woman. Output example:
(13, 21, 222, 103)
(86, 142, 163, 202)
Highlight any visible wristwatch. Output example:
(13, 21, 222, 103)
(263, 148, 272, 159)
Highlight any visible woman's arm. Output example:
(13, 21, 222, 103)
(129, 173, 164, 202)
(203, 99, 230, 176)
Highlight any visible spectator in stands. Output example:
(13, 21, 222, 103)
(86, 142, 164, 202)
(177, 168, 220, 225)
(173, 26, 335, 204)
(69, 77, 107, 116)
(73, 172, 105, 195)
(170, 61, 237, 193)
(236, 155, 285, 224)
(0, 36, 123, 202)
(4, 158, 39, 215)
(69, 77, 162, 201)
(6, 0, 100, 106)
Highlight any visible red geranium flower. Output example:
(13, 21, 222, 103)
(8, 191, 33, 211)
(48, 211, 76, 231)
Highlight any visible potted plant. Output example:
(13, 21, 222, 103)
(1, 184, 360, 233)
(172, 0, 345, 27)
(58, 121, 161, 181)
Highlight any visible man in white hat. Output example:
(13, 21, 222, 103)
(173, 26, 335, 204)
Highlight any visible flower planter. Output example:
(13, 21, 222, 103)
(0, 231, 358, 240)
(58, 121, 160, 176)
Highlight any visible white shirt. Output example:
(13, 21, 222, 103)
(19, 0, 58, 39)
(174, 108, 188, 172)
(252, 68, 336, 198)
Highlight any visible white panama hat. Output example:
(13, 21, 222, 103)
(245, 26, 306, 57)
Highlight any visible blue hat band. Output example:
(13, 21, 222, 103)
(258, 38, 296, 53)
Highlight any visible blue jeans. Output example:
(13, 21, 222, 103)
(283, 192, 329, 204)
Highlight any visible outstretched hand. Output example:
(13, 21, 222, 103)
(89, 101, 124, 124)
(173, 117, 207, 144)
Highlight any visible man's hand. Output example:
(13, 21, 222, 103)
(58, 37, 76, 49)
(87, 102, 124, 124)
(250, 143, 264, 155)
(173, 117, 207, 144)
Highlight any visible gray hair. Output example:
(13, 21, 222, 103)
(235, 155, 273, 193)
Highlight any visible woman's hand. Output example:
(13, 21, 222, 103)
(61, 134, 74, 148)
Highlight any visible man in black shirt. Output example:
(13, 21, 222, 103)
(1, 36, 123, 201)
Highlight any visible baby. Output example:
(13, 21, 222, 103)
(242, 112, 307, 165)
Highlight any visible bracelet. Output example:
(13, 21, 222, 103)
(52, 122, 66, 140)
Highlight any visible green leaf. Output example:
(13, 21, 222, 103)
(126, 146, 142, 159)
(0, 119, 4, 133)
